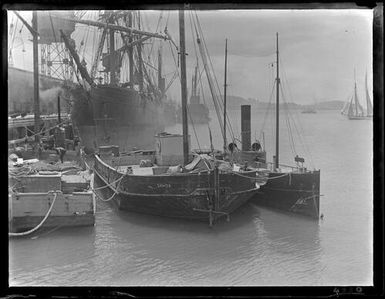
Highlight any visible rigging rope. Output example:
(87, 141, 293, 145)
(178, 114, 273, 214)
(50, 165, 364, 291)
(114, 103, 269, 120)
(92, 174, 123, 202)
(193, 11, 238, 145)
(280, 85, 297, 157)
(148, 11, 163, 58)
(8, 119, 71, 144)
(279, 59, 315, 168)
(259, 77, 275, 141)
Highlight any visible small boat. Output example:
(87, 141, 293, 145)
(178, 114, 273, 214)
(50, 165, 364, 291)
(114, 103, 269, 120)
(92, 11, 261, 226)
(301, 107, 317, 114)
(234, 33, 321, 218)
(341, 70, 373, 120)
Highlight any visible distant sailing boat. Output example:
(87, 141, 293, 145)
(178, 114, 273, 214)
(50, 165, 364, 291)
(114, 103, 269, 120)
(342, 71, 373, 120)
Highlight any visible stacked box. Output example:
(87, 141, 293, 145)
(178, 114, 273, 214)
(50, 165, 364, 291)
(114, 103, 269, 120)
(61, 175, 89, 193)
(20, 174, 62, 193)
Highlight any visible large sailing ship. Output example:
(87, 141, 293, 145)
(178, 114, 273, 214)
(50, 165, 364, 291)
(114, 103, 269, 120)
(341, 71, 373, 120)
(176, 62, 210, 124)
(48, 11, 175, 151)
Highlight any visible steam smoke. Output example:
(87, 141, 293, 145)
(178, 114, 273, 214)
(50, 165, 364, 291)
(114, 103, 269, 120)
(39, 87, 65, 114)
(8, 67, 66, 114)
(39, 86, 63, 103)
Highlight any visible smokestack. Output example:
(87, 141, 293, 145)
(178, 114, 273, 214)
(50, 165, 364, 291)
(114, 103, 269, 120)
(241, 105, 251, 151)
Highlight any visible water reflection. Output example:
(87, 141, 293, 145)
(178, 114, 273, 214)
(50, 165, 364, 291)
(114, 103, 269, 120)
(91, 200, 324, 286)
(254, 204, 324, 284)
(9, 225, 96, 286)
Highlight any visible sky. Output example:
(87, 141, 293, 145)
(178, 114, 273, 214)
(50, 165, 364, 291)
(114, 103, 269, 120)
(7, 9, 373, 105)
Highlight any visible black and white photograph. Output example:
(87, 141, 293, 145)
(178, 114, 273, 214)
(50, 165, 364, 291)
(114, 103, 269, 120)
(6, 5, 381, 290)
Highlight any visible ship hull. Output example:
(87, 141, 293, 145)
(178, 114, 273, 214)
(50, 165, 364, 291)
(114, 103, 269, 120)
(93, 154, 259, 224)
(70, 85, 165, 151)
(177, 103, 210, 124)
(252, 170, 321, 218)
(348, 115, 372, 120)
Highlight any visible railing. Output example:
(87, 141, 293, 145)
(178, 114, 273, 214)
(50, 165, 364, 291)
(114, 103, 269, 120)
(265, 161, 306, 173)
(8, 113, 70, 129)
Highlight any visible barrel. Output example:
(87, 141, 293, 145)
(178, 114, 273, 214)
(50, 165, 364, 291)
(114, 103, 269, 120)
(111, 145, 120, 157)
(99, 145, 112, 154)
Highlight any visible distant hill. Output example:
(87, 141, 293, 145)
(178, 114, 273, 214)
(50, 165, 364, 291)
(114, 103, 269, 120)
(205, 94, 345, 110)
(314, 100, 345, 110)
(205, 95, 255, 109)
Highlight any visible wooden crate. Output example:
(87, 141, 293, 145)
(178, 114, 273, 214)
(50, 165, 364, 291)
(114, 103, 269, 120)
(20, 174, 62, 193)
(61, 175, 89, 193)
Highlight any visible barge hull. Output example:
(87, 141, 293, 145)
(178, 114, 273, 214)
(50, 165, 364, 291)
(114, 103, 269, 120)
(9, 192, 95, 233)
(253, 170, 320, 218)
(93, 154, 258, 222)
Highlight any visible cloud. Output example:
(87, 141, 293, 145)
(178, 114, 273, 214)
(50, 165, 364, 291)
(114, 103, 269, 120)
(8, 9, 373, 104)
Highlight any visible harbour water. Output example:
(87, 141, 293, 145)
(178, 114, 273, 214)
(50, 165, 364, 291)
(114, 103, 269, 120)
(9, 109, 373, 286)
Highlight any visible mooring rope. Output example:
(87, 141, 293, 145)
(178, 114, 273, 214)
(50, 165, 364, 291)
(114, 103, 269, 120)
(90, 168, 126, 202)
(9, 190, 60, 237)
(92, 177, 123, 202)
(91, 175, 124, 192)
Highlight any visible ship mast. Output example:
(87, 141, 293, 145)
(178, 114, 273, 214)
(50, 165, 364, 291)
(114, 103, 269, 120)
(51, 14, 169, 40)
(275, 32, 280, 169)
(32, 12, 40, 141)
(137, 12, 144, 92)
(158, 45, 163, 91)
(15, 11, 40, 141)
(128, 12, 134, 88)
(365, 70, 373, 116)
(223, 38, 228, 152)
(179, 10, 189, 165)
(109, 14, 117, 85)
(192, 60, 198, 98)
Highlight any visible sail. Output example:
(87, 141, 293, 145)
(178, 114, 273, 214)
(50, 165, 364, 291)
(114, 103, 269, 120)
(347, 96, 355, 117)
(353, 84, 365, 116)
(365, 72, 373, 116)
(341, 96, 351, 115)
(356, 100, 365, 116)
